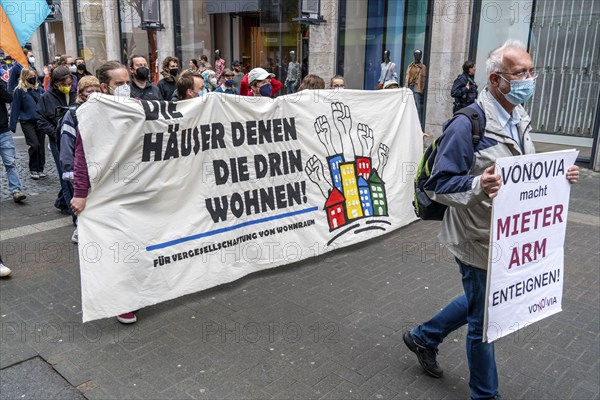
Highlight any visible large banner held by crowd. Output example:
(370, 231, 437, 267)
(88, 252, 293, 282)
(77, 90, 423, 322)
(484, 150, 578, 342)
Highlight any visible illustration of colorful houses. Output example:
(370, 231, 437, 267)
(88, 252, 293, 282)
(340, 162, 363, 220)
(358, 177, 373, 216)
(324, 188, 346, 230)
(327, 154, 344, 192)
(369, 169, 388, 216)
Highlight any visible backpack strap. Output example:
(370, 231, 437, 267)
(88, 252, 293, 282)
(453, 104, 485, 147)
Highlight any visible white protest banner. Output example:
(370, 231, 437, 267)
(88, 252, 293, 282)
(484, 149, 579, 342)
(77, 89, 422, 322)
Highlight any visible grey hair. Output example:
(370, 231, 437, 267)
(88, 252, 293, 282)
(486, 39, 527, 80)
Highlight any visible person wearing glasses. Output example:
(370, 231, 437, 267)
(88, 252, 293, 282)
(329, 75, 345, 89)
(215, 69, 238, 95)
(402, 40, 579, 400)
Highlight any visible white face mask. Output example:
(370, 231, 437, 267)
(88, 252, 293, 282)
(209, 78, 217, 85)
(111, 84, 131, 98)
(69, 65, 77, 74)
(28, 56, 35, 64)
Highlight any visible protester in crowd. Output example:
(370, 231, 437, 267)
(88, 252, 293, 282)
(248, 67, 277, 97)
(57, 55, 79, 91)
(8, 49, 37, 93)
(451, 60, 479, 113)
(9, 68, 45, 179)
(157, 56, 179, 100)
(59, 76, 101, 244)
(198, 55, 211, 72)
(240, 68, 282, 97)
(383, 79, 399, 89)
(1, 76, 27, 203)
(42, 63, 53, 91)
(299, 74, 325, 90)
(214, 50, 225, 85)
(330, 75, 346, 89)
(215, 69, 238, 94)
(70, 61, 137, 324)
(202, 69, 218, 92)
(176, 72, 205, 100)
(74, 57, 92, 82)
(403, 40, 579, 400)
(0, 254, 11, 277)
(36, 66, 77, 218)
(187, 59, 200, 73)
(129, 55, 163, 101)
(231, 60, 244, 90)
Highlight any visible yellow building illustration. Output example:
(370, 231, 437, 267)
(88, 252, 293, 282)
(340, 163, 364, 220)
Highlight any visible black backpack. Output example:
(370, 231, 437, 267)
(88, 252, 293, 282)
(413, 106, 484, 220)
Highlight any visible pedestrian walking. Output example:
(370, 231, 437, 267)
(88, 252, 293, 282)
(35, 66, 77, 218)
(59, 76, 101, 243)
(9, 68, 46, 179)
(157, 56, 179, 100)
(70, 61, 137, 325)
(129, 55, 163, 101)
(451, 60, 479, 113)
(0, 78, 26, 202)
(403, 40, 580, 400)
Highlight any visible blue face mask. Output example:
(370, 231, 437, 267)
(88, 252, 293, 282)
(500, 76, 536, 105)
(259, 84, 272, 97)
(199, 88, 208, 96)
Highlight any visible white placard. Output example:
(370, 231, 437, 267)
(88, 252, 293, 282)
(484, 149, 579, 342)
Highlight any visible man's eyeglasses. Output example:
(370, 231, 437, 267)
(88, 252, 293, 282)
(497, 69, 537, 80)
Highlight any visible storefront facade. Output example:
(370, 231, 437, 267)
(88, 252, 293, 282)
(27, 0, 599, 169)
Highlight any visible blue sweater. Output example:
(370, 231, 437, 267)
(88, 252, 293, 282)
(9, 86, 43, 132)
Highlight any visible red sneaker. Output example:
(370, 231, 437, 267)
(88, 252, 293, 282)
(116, 312, 137, 324)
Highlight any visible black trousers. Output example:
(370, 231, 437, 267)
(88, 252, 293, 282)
(20, 120, 46, 173)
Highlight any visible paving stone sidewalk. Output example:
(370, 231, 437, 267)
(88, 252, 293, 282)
(0, 137, 598, 399)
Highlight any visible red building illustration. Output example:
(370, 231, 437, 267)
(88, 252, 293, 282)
(324, 188, 346, 231)
(355, 157, 372, 180)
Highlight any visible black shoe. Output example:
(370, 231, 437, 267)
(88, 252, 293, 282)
(403, 331, 443, 378)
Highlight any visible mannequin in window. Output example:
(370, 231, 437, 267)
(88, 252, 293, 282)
(378, 50, 398, 88)
(405, 50, 427, 129)
(214, 50, 225, 85)
(285, 51, 301, 94)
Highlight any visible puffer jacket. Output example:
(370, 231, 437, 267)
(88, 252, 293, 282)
(425, 88, 536, 269)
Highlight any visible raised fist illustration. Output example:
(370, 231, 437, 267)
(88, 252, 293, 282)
(314, 115, 340, 155)
(305, 155, 332, 198)
(331, 102, 355, 159)
(357, 123, 374, 157)
(377, 143, 389, 177)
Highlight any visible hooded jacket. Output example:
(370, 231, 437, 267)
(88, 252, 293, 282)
(425, 88, 536, 269)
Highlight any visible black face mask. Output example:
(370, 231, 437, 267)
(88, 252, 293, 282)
(169, 68, 179, 77)
(27, 77, 37, 85)
(135, 67, 150, 80)
(77, 63, 85, 71)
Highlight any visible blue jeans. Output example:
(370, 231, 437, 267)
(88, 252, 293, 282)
(0, 130, 23, 193)
(286, 81, 297, 94)
(411, 259, 498, 400)
(409, 84, 424, 130)
(49, 139, 76, 224)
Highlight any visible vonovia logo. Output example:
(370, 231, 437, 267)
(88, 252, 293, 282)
(528, 296, 557, 314)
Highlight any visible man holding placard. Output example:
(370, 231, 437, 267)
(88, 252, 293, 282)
(403, 40, 579, 399)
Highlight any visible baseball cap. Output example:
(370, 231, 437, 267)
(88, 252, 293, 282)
(383, 79, 399, 89)
(248, 68, 275, 85)
(232, 60, 241, 66)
